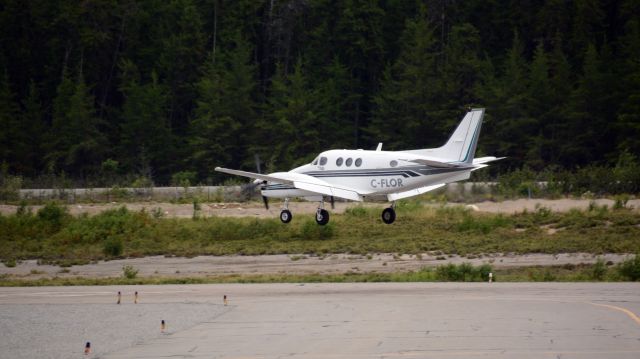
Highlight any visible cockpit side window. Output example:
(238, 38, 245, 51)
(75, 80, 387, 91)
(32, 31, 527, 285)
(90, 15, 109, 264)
(319, 157, 328, 166)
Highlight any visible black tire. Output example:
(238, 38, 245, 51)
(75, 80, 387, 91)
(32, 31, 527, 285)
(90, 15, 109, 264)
(382, 207, 396, 224)
(280, 209, 292, 223)
(315, 209, 330, 225)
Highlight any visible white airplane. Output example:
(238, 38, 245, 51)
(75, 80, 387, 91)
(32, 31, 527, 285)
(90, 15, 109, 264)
(216, 108, 502, 225)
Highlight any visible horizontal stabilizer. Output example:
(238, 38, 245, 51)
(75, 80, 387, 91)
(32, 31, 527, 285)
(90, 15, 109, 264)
(473, 156, 505, 164)
(387, 183, 445, 201)
(407, 158, 473, 169)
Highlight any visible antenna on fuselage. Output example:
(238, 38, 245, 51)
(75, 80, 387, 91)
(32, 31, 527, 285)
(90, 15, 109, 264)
(376, 143, 383, 151)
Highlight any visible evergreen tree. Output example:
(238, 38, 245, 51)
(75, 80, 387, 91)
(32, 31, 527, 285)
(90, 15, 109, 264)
(45, 67, 75, 173)
(255, 59, 318, 171)
(369, 6, 439, 150)
(65, 71, 106, 177)
(483, 30, 533, 167)
(119, 62, 173, 182)
(19, 81, 45, 176)
(616, 17, 640, 156)
(526, 42, 553, 168)
(0, 69, 19, 171)
(190, 32, 257, 179)
(314, 57, 355, 149)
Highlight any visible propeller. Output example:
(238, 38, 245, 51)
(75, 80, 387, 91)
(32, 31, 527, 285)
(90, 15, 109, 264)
(254, 154, 269, 210)
(330, 196, 335, 210)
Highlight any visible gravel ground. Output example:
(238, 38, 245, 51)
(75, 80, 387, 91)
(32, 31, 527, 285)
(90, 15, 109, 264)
(2, 253, 633, 280)
(0, 301, 229, 359)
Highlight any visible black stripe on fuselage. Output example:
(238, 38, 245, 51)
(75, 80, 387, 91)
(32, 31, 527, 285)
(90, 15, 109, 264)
(303, 166, 466, 178)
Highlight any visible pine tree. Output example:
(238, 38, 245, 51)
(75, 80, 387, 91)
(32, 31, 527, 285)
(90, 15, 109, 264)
(19, 81, 45, 176)
(0, 69, 19, 171)
(45, 67, 75, 173)
(190, 33, 257, 179)
(369, 5, 439, 150)
(262, 58, 318, 169)
(65, 71, 106, 176)
(616, 17, 640, 156)
(120, 63, 173, 182)
(526, 42, 553, 168)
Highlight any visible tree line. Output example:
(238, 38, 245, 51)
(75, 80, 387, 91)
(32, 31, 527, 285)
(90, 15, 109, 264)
(0, 0, 639, 187)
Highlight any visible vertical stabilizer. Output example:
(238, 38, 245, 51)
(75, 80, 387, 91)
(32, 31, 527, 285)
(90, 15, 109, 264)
(404, 108, 484, 163)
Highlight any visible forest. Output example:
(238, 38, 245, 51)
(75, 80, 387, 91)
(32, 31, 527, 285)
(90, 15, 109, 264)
(0, 0, 639, 188)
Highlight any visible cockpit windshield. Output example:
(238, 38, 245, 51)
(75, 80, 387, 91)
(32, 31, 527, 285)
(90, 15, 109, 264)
(312, 156, 319, 165)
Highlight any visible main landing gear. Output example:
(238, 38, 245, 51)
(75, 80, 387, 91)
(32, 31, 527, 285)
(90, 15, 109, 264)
(315, 208, 330, 225)
(278, 198, 331, 225)
(382, 203, 396, 224)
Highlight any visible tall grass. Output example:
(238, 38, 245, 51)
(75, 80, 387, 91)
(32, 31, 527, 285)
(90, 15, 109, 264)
(1, 202, 639, 264)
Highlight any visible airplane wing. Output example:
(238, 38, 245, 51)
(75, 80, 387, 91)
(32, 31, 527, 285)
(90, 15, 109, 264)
(215, 167, 364, 202)
(387, 183, 446, 201)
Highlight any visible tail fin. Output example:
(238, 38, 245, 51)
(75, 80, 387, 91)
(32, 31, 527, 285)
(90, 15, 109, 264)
(404, 108, 484, 164)
(442, 108, 484, 164)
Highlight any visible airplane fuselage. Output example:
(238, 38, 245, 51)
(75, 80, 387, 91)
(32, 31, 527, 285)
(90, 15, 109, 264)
(216, 108, 500, 224)
(261, 149, 471, 200)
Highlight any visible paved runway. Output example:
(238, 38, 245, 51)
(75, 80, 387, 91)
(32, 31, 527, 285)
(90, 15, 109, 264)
(1, 283, 639, 358)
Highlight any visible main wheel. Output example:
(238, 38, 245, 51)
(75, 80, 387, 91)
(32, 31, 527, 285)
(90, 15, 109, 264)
(315, 209, 330, 225)
(280, 209, 292, 223)
(382, 207, 396, 224)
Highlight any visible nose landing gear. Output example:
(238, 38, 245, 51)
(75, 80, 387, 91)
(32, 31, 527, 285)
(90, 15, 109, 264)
(280, 198, 292, 223)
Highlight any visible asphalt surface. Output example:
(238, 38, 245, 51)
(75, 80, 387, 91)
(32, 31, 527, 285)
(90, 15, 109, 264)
(1, 283, 639, 359)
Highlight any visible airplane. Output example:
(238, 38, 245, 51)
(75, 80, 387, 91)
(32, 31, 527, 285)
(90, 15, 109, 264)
(215, 108, 502, 225)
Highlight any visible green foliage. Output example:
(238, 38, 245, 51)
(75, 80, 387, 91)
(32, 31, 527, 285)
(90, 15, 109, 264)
(172, 171, 197, 188)
(0, 173, 22, 201)
(103, 238, 123, 257)
(434, 263, 493, 282)
(122, 265, 139, 279)
(37, 203, 69, 228)
(617, 254, 640, 281)
(590, 259, 607, 281)
(0, 1, 638, 185)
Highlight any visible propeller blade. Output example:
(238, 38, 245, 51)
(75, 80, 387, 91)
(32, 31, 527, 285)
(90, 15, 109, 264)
(330, 196, 335, 210)
(262, 196, 269, 210)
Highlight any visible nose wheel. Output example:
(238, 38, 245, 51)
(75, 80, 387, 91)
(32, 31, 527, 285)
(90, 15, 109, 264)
(382, 207, 396, 224)
(316, 209, 330, 225)
(280, 209, 292, 223)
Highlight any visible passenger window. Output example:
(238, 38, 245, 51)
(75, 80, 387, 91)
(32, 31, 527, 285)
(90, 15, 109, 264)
(346, 158, 353, 167)
(319, 157, 327, 166)
(355, 158, 362, 167)
(390, 160, 398, 167)
(336, 157, 343, 166)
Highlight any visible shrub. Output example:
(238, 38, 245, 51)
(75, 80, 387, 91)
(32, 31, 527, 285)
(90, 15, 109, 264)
(0, 173, 22, 202)
(37, 202, 69, 228)
(344, 205, 369, 217)
(590, 259, 607, 281)
(299, 219, 334, 240)
(617, 254, 640, 281)
(434, 263, 493, 282)
(104, 238, 124, 257)
(122, 265, 139, 279)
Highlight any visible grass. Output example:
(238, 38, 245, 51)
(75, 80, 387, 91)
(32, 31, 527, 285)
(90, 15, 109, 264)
(1, 261, 637, 286)
(1, 202, 639, 266)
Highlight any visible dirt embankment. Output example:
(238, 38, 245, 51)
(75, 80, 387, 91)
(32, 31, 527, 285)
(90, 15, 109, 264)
(1, 253, 632, 280)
